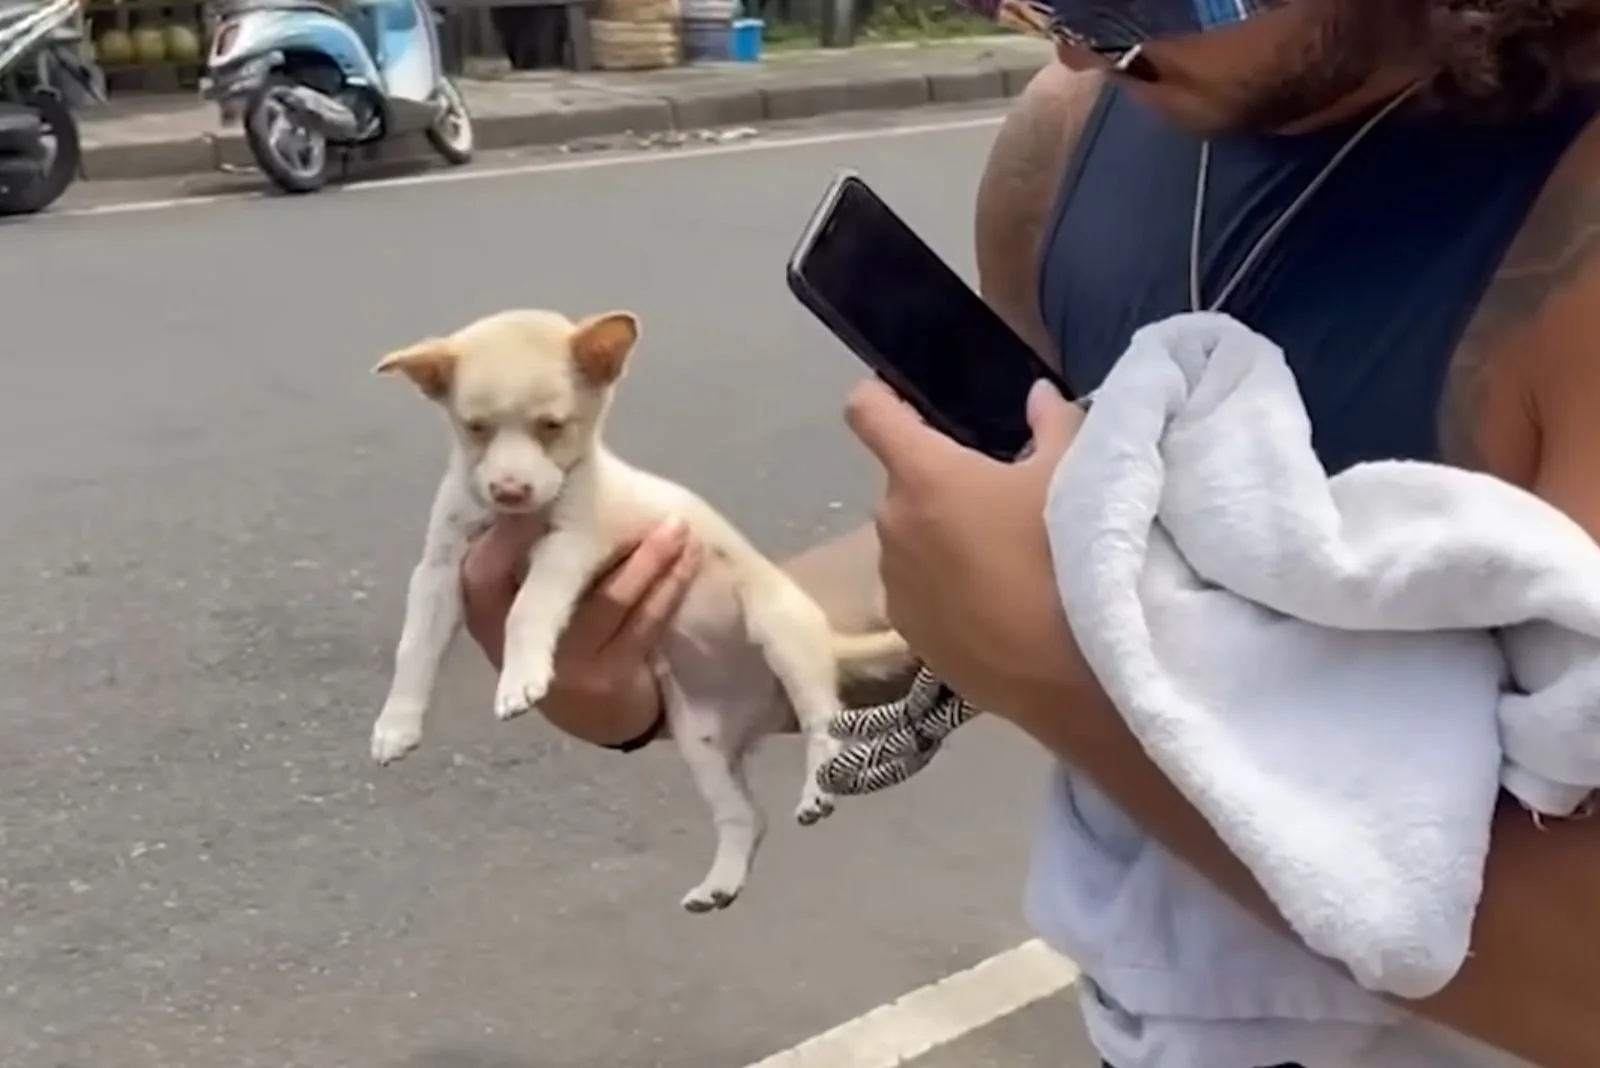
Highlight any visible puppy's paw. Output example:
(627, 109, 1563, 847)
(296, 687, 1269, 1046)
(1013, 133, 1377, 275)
(680, 877, 743, 914)
(494, 658, 555, 721)
(371, 708, 424, 765)
(794, 791, 836, 827)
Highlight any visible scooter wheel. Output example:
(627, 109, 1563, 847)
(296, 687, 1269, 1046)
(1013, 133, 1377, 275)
(245, 76, 330, 194)
(425, 78, 474, 167)
(0, 90, 81, 217)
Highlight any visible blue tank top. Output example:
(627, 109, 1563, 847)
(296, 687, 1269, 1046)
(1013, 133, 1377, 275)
(1038, 87, 1598, 474)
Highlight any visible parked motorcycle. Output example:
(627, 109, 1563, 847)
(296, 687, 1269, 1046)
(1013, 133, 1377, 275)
(199, 0, 474, 194)
(0, 0, 105, 217)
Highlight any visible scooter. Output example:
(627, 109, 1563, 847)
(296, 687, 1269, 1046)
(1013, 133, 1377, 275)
(199, 0, 473, 194)
(0, 0, 105, 217)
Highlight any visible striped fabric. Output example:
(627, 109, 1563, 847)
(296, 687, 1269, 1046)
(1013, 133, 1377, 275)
(960, 0, 1281, 49)
(820, 667, 979, 796)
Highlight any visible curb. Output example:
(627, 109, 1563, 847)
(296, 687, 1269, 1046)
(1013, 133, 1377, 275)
(80, 58, 1045, 182)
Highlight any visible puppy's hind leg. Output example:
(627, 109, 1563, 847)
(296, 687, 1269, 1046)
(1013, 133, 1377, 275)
(662, 668, 765, 913)
(795, 725, 843, 827)
(744, 586, 844, 828)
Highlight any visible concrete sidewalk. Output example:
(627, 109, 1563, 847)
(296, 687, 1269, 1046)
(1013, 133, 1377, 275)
(77, 36, 1050, 181)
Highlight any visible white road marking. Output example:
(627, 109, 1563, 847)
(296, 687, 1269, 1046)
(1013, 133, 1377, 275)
(739, 939, 1080, 1068)
(52, 113, 1004, 221)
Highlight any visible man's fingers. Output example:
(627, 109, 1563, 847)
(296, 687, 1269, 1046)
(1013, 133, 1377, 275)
(845, 379, 934, 470)
(567, 519, 690, 648)
(1023, 379, 1084, 458)
(610, 536, 703, 659)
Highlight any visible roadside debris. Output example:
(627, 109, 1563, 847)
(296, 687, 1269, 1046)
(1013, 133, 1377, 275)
(560, 125, 761, 153)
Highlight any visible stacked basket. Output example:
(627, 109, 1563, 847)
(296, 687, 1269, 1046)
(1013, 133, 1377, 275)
(593, 0, 682, 70)
(680, 0, 737, 61)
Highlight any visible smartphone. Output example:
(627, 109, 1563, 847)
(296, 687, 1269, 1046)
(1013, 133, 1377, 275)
(786, 170, 1072, 460)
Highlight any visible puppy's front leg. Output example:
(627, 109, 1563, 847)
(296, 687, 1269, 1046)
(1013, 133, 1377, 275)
(372, 458, 488, 765)
(493, 528, 602, 721)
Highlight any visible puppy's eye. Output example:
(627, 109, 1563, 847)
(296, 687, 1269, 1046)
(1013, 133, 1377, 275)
(532, 416, 566, 441)
(463, 420, 492, 439)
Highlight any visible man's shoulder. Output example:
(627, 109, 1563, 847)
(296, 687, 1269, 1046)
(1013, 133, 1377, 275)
(1487, 111, 1600, 322)
(1487, 111, 1600, 533)
(974, 64, 1106, 363)
(983, 64, 1106, 200)
(1441, 112, 1600, 477)
(1013, 61, 1105, 118)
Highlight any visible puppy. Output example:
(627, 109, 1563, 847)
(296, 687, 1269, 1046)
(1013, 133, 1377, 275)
(370, 308, 910, 911)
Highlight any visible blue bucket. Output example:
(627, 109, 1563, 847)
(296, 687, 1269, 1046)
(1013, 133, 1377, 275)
(729, 17, 763, 62)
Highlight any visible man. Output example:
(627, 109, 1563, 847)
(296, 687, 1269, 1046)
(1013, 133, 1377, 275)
(459, 2, 1600, 1066)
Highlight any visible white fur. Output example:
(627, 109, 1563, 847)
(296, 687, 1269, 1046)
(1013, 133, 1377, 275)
(370, 309, 908, 911)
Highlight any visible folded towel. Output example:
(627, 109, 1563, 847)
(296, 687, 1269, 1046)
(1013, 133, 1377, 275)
(1041, 310, 1600, 999)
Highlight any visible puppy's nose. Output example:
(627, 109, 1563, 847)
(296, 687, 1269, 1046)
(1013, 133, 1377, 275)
(489, 480, 533, 507)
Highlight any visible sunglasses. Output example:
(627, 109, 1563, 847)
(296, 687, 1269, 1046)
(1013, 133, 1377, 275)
(985, 0, 1293, 80)
(985, 0, 1162, 80)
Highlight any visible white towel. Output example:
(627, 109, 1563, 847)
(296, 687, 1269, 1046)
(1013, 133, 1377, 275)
(1043, 311, 1600, 1000)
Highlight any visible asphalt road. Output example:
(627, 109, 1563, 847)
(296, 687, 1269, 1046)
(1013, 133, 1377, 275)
(0, 114, 1098, 1067)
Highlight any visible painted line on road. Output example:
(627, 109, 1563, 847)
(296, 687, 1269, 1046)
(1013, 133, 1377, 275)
(738, 939, 1080, 1068)
(50, 114, 1004, 222)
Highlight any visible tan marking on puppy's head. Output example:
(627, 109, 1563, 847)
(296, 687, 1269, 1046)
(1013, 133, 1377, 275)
(378, 308, 643, 516)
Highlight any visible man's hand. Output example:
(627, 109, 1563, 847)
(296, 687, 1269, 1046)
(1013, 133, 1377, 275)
(461, 516, 702, 746)
(843, 379, 1093, 714)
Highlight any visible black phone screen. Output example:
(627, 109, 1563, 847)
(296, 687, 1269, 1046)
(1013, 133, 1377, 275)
(787, 174, 1070, 459)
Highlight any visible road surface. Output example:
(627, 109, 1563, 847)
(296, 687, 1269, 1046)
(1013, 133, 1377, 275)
(0, 106, 1097, 1068)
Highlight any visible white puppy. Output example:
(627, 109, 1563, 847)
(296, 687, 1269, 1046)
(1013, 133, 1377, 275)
(370, 308, 910, 911)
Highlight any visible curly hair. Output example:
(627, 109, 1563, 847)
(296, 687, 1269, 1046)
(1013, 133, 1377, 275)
(1420, 0, 1600, 118)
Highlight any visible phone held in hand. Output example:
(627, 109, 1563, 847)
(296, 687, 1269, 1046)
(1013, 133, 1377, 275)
(786, 169, 1074, 461)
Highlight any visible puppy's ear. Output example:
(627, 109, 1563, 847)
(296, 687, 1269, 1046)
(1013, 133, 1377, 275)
(373, 339, 458, 400)
(570, 311, 639, 385)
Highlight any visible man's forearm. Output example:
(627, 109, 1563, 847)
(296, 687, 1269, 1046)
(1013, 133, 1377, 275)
(783, 523, 915, 707)
(1001, 674, 1600, 1068)
(796, 521, 1600, 1068)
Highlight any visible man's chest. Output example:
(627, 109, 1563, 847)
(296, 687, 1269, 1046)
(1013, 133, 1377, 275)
(1047, 104, 1600, 479)
(1049, 247, 1476, 473)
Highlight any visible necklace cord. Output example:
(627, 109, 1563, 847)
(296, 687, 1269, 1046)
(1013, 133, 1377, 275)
(1189, 83, 1425, 314)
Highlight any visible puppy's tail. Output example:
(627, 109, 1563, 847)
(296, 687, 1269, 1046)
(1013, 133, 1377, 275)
(831, 628, 913, 680)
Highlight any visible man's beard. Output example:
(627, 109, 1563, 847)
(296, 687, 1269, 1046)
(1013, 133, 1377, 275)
(1230, 3, 1416, 130)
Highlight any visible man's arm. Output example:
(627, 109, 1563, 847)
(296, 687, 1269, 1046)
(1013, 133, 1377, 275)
(991, 682, 1600, 1068)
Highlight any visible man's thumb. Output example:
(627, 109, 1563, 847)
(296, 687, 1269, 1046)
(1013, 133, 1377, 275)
(1025, 378, 1082, 453)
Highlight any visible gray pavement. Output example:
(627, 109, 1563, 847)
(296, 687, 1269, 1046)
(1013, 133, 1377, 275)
(915, 993, 1097, 1068)
(0, 113, 1100, 1066)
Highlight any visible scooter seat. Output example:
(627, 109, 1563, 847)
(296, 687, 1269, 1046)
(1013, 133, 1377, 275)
(213, 0, 344, 18)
